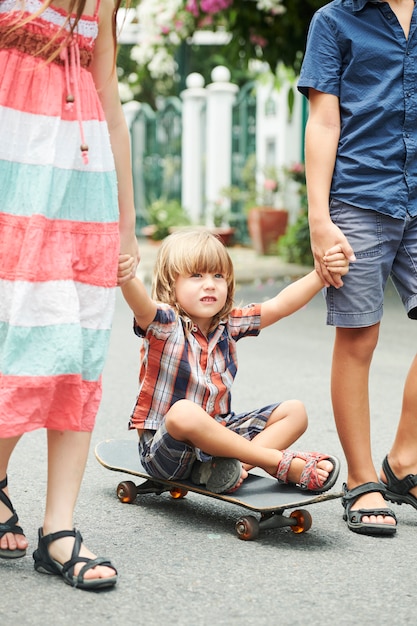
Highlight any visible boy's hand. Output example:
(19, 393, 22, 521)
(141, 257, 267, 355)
(118, 253, 136, 285)
(322, 244, 352, 287)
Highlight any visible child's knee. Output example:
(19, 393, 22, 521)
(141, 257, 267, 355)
(278, 399, 308, 431)
(165, 399, 198, 436)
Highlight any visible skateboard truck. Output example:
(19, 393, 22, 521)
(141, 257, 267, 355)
(116, 478, 313, 541)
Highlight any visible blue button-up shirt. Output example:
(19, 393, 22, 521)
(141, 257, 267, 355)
(298, 0, 417, 218)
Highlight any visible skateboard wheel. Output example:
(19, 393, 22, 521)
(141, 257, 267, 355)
(169, 487, 188, 499)
(289, 509, 312, 533)
(235, 515, 260, 541)
(117, 480, 137, 503)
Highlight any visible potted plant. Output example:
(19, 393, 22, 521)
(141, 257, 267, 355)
(220, 155, 288, 255)
(141, 198, 191, 242)
(246, 166, 288, 255)
(208, 199, 236, 247)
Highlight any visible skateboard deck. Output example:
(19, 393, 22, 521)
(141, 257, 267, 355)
(95, 439, 342, 541)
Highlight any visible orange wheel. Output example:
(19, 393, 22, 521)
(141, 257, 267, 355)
(116, 480, 137, 504)
(169, 487, 188, 499)
(235, 515, 260, 541)
(289, 509, 312, 533)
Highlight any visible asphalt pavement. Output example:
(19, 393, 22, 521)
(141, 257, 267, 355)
(1, 241, 417, 625)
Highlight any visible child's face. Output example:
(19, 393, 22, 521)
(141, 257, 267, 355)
(175, 271, 228, 332)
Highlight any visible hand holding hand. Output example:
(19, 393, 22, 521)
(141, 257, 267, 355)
(322, 244, 353, 288)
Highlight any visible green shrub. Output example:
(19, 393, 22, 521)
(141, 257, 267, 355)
(278, 211, 313, 266)
(146, 198, 191, 240)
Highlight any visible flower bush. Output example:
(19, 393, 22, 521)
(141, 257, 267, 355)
(130, 0, 324, 82)
(219, 154, 281, 212)
(285, 162, 306, 208)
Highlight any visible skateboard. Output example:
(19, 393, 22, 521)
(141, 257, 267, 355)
(95, 439, 342, 541)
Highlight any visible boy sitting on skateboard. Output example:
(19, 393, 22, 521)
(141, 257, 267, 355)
(118, 229, 349, 494)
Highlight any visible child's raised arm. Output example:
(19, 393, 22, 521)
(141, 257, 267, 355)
(118, 255, 157, 331)
(259, 244, 349, 329)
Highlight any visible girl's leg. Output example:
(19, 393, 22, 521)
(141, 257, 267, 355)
(381, 353, 417, 501)
(0, 435, 29, 553)
(165, 400, 333, 486)
(332, 324, 395, 527)
(42, 430, 115, 580)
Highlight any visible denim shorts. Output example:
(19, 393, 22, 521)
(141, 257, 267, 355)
(138, 403, 280, 481)
(326, 200, 417, 327)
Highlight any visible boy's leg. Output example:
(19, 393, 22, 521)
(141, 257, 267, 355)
(331, 325, 395, 527)
(247, 399, 308, 451)
(326, 203, 403, 529)
(382, 353, 417, 502)
(165, 400, 334, 487)
(380, 213, 417, 502)
(240, 400, 333, 483)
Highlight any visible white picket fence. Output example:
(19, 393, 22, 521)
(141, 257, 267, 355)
(123, 66, 305, 229)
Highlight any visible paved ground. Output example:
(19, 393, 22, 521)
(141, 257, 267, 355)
(2, 246, 417, 625)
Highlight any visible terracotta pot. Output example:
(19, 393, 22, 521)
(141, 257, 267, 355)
(211, 226, 235, 247)
(247, 208, 288, 255)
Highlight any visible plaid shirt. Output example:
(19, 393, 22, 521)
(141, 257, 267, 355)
(129, 302, 262, 430)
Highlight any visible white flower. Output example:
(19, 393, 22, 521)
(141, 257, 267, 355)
(131, 40, 157, 66)
(148, 48, 178, 79)
(256, 0, 285, 14)
(118, 82, 134, 102)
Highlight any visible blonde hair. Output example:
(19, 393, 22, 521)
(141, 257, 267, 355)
(152, 229, 235, 333)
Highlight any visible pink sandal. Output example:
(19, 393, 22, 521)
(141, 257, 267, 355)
(275, 450, 340, 493)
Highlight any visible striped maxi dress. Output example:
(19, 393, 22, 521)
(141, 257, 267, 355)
(0, 0, 120, 436)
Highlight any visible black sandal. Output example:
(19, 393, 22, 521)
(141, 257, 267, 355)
(33, 528, 118, 590)
(382, 455, 417, 510)
(342, 482, 397, 536)
(0, 476, 26, 559)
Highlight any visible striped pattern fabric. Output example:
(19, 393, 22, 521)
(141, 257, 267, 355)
(129, 303, 262, 431)
(0, 0, 119, 436)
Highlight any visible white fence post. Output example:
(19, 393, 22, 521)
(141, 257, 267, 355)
(181, 73, 207, 223)
(205, 66, 238, 226)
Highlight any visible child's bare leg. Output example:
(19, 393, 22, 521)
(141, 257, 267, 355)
(332, 325, 395, 527)
(165, 400, 333, 486)
(381, 353, 417, 502)
(0, 435, 28, 553)
(43, 430, 116, 580)
(241, 400, 333, 480)
(242, 400, 307, 470)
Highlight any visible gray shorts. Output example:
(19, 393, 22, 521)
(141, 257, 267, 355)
(327, 200, 417, 327)
(138, 403, 280, 481)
